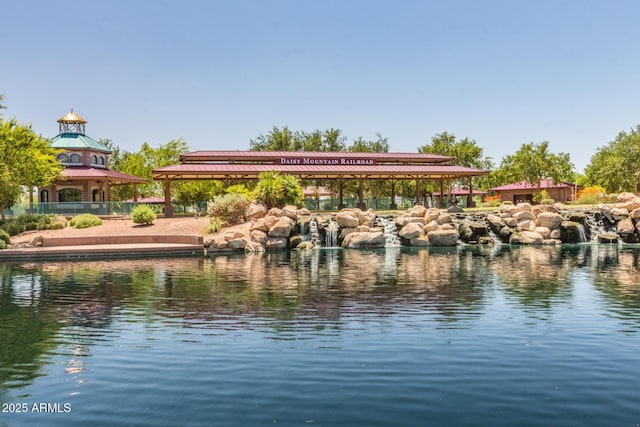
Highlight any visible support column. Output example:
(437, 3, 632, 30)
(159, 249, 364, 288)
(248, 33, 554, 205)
(357, 178, 366, 210)
(467, 177, 474, 208)
(415, 178, 421, 205)
(163, 180, 173, 217)
(439, 180, 444, 208)
(338, 179, 345, 210)
(389, 179, 397, 210)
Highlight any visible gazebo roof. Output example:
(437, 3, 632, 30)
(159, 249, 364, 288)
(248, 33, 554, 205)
(50, 133, 111, 153)
(57, 110, 87, 124)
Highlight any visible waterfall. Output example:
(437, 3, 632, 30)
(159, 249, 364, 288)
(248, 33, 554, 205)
(325, 219, 339, 248)
(584, 213, 605, 243)
(309, 218, 320, 246)
(576, 223, 587, 243)
(375, 216, 400, 247)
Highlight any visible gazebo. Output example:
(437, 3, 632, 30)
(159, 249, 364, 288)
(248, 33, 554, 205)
(39, 110, 147, 212)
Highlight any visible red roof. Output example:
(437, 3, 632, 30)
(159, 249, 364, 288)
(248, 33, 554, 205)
(152, 163, 488, 180)
(433, 189, 487, 196)
(180, 150, 454, 164)
(61, 167, 148, 184)
(490, 179, 574, 191)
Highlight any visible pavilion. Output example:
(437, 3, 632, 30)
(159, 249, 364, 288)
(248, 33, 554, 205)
(152, 150, 489, 215)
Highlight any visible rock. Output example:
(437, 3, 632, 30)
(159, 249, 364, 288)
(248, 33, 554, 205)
(396, 216, 425, 227)
(297, 207, 311, 216)
(517, 219, 536, 232)
(267, 207, 283, 217)
(407, 204, 427, 217)
(268, 217, 295, 238)
(339, 227, 356, 239)
(246, 202, 268, 220)
(447, 205, 464, 213)
(296, 241, 315, 250)
(244, 241, 265, 253)
(513, 211, 536, 221)
(597, 233, 619, 244)
(611, 207, 630, 220)
(427, 230, 459, 246)
(409, 236, 430, 246)
(227, 238, 247, 250)
(436, 212, 452, 225)
(30, 235, 44, 247)
(617, 218, 634, 235)
(358, 209, 376, 226)
(499, 226, 514, 242)
(250, 218, 270, 233)
(631, 208, 640, 220)
(568, 211, 587, 224)
(440, 223, 455, 231)
(549, 229, 561, 240)
(515, 202, 532, 212)
(224, 230, 245, 241)
(355, 225, 370, 232)
(341, 231, 386, 248)
(250, 229, 268, 244)
(499, 204, 518, 215)
(509, 231, 543, 245)
(423, 220, 439, 233)
(536, 212, 564, 229)
(281, 205, 298, 220)
(289, 235, 304, 248)
(486, 214, 504, 230)
(458, 220, 489, 243)
(399, 222, 424, 239)
(425, 208, 441, 222)
(264, 237, 288, 251)
(560, 220, 586, 243)
(504, 217, 518, 228)
(535, 226, 551, 239)
(336, 210, 360, 228)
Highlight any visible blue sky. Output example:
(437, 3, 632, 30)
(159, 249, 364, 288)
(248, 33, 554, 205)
(2, 0, 639, 172)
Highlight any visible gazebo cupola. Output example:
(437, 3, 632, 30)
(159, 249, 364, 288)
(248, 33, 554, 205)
(57, 109, 87, 135)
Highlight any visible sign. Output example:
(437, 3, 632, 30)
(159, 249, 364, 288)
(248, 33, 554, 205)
(278, 157, 376, 166)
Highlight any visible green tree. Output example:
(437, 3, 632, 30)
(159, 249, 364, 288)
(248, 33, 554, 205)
(109, 138, 189, 200)
(0, 119, 63, 220)
(249, 127, 347, 152)
(584, 126, 640, 193)
(493, 141, 574, 190)
(173, 180, 224, 211)
(253, 171, 303, 208)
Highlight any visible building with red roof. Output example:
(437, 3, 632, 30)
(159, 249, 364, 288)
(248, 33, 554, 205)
(490, 178, 580, 204)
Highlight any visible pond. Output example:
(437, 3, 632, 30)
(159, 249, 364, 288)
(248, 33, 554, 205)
(1, 244, 640, 426)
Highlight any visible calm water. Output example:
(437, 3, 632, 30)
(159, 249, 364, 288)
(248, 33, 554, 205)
(1, 244, 640, 427)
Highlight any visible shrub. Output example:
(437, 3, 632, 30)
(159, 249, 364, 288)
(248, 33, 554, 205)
(0, 214, 58, 236)
(0, 229, 10, 245)
(131, 204, 157, 225)
(208, 193, 251, 225)
(482, 194, 502, 208)
(204, 217, 226, 234)
(576, 194, 598, 205)
(225, 184, 253, 199)
(253, 171, 303, 208)
(70, 214, 102, 229)
(0, 240, 6, 250)
(541, 198, 555, 205)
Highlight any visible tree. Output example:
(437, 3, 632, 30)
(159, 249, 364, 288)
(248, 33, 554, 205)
(173, 180, 224, 211)
(109, 138, 189, 200)
(584, 126, 640, 193)
(0, 93, 5, 114)
(249, 127, 347, 152)
(253, 171, 303, 208)
(493, 141, 574, 190)
(0, 119, 63, 220)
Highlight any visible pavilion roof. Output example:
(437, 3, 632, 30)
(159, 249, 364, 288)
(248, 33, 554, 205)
(179, 150, 455, 164)
(57, 110, 87, 124)
(490, 178, 574, 191)
(152, 163, 488, 181)
(60, 167, 148, 185)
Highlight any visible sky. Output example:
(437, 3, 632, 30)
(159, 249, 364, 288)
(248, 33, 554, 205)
(2, 0, 639, 173)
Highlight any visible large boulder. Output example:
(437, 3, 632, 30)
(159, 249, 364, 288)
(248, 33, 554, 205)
(425, 208, 441, 223)
(516, 219, 536, 232)
(486, 214, 504, 232)
(436, 212, 452, 225)
(341, 231, 386, 249)
(227, 238, 247, 250)
(358, 209, 376, 226)
(513, 211, 535, 221)
(407, 205, 427, 218)
(423, 220, 439, 233)
(458, 220, 489, 243)
(509, 231, 543, 245)
(409, 236, 430, 247)
(399, 222, 424, 239)
(631, 208, 640, 220)
(396, 215, 425, 227)
(536, 212, 564, 229)
(245, 202, 268, 220)
(268, 217, 295, 238)
(559, 220, 586, 243)
(250, 229, 268, 244)
(264, 237, 288, 251)
(281, 205, 299, 220)
(427, 230, 459, 246)
(336, 210, 360, 228)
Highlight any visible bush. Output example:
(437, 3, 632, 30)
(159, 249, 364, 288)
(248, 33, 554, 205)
(0, 214, 58, 236)
(208, 193, 251, 225)
(0, 229, 10, 245)
(131, 204, 157, 225)
(0, 240, 6, 250)
(70, 214, 102, 229)
(253, 171, 303, 208)
(204, 217, 226, 234)
(225, 184, 253, 199)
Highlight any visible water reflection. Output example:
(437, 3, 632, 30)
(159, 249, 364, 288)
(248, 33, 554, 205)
(2, 245, 640, 393)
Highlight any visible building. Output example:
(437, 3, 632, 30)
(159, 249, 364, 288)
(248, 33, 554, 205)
(152, 150, 489, 215)
(490, 179, 579, 203)
(39, 110, 147, 212)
